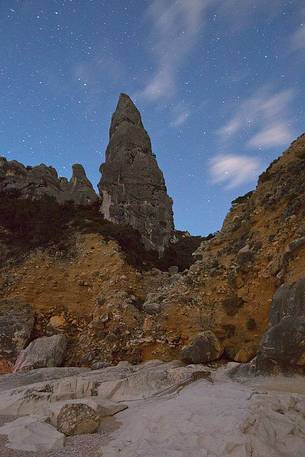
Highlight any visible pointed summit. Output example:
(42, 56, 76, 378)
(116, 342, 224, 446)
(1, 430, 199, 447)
(68, 164, 99, 205)
(109, 93, 144, 139)
(98, 94, 174, 255)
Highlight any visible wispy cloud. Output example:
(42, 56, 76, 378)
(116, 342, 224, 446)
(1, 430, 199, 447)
(170, 103, 191, 127)
(247, 123, 293, 149)
(217, 0, 282, 30)
(218, 87, 296, 149)
(291, 23, 305, 51)
(209, 154, 262, 189)
(138, 0, 210, 101)
(136, 0, 285, 103)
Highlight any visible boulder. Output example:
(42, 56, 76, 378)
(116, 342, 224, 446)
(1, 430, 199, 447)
(143, 291, 164, 315)
(56, 403, 100, 436)
(143, 302, 161, 315)
(49, 398, 128, 428)
(98, 93, 174, 255)
(14, 334, 67, 372)
(255, 278, 305, 373)
(0, 415, 65, 452)
(47, 314, 66, 333)
(233, 346, 256, 363)
(181, 331, 223, 364)
(0, 299, 34, 363)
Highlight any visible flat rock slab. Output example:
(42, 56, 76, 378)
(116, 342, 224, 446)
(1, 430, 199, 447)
(0, 415, 65, 452)
(0, 367, 87, 392)
(0, 361, 209, 417)
(97, 376, 305, 457)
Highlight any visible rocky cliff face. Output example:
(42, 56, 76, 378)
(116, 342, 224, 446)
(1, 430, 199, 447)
(0, 157, 98, 206)
(145, 133, 305, 364)
(98, 94, 174, 255)
(1, 97, 305, 376)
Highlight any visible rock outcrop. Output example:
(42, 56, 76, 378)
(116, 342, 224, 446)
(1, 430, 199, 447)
(142, 133, 305, 362)
(98, 94, 174, 255)
(0, 157, 98, 205)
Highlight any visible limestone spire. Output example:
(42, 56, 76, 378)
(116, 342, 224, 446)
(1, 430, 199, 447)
(98, 94, 174, 255)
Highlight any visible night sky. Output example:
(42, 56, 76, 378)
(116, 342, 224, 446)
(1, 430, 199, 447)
(1, 0, 304, 235)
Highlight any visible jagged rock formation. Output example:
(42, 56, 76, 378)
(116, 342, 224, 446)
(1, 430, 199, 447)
(98, 94, 174, 255)
(0, 157, 98, 205)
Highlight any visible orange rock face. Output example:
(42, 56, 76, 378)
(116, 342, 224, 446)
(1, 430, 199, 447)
(0, 358, 12, 374)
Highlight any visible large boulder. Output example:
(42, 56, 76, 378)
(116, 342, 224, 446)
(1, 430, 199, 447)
(181, 331, 223, 364)
(98, 93, 174, 255)
(56, 403, 100, 436)
(255, 278, 305, 373)
(49, 398, 127, 429)
(14, 334, 67, 372)
(0, 299, 34, 364)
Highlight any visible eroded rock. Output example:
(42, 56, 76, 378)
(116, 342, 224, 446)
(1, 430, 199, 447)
(0, 156, 98, 205)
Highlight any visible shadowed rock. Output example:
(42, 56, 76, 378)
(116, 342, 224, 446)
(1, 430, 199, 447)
(68, 163, 99, 205)
(98, 93, 174, 255)
(0, 299, 34, 364)
(181, 331, 223, 364)
(255, 278, 305, 374)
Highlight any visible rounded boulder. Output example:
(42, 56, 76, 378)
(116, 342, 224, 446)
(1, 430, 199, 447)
(56, 403, 100, 436)
(181, 331, 223, 364)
